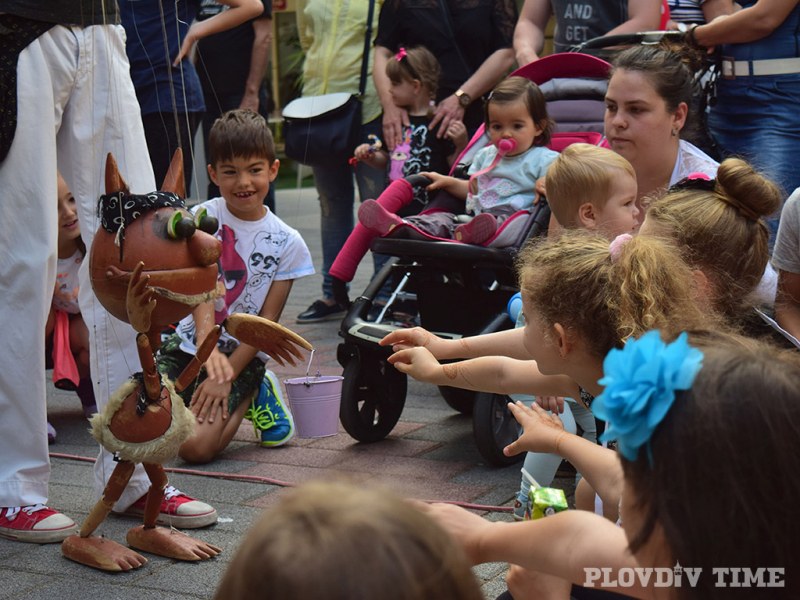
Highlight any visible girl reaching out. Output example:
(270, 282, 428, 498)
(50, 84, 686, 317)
(382, 230, 720, 516)
(422, 332, 800, 599)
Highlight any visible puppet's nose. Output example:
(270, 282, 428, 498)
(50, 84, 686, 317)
(188, 230, 221, 266)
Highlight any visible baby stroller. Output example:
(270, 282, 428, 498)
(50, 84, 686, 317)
(333, 52, 611, 466)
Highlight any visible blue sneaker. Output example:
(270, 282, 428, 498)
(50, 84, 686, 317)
(244, 370, 295, 447)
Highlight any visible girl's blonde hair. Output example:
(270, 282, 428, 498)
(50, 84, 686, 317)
(516, 230, 717, 358)
(546, 144, 636, 228)
(385, 45, 441, 99)
(214, 479, 483, 600)
(646, 157, 781, 319)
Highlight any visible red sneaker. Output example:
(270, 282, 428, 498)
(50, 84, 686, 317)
(0, 504, 77, 543)
(120, 486, 218, 529)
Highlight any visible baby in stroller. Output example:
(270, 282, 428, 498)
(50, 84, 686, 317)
(358, 76, 558, 246)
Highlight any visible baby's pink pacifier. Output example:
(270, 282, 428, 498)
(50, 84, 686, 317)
(496, 138, 517, 155)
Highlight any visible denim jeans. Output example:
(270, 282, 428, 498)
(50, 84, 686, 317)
(312, 117, 386, 300)
(708, 75, 800, 239)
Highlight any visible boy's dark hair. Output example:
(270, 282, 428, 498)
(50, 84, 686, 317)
(484, 76, 553, 147)
(208, 109, 276, 166)
(622, 336, 800, 599)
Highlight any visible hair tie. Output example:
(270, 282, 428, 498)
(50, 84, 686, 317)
(609, 233, 633, 262)
(394, 47, 407, 62)
(593, 331, 704, 463)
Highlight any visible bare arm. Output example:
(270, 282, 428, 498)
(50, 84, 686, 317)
(175, 0, 262, 65)
(692, 0, 800, 46)
(429, 48, 515, 137)
(420, 503, 647, 597)
(239, 16, 272, 112)
(513, 0, 552, 66)
(701, 0, 735, 22)
(374, 45, 410, 151)
(421, 171, 470, 200)
(387, 349, 581, 398)
(604, 0, 661, 36)
(380, 326, 532, 360)
(775, 269, 800, 340)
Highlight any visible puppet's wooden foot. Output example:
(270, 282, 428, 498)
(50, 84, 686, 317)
(126, 526, 222, 561)
(62, 534, 148, 572)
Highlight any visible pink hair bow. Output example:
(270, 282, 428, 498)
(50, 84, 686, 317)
(609, 233, 633, 262)
(395, 47, 408, 61)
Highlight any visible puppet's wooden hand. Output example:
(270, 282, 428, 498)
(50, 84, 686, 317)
(126, 262, 156, 334)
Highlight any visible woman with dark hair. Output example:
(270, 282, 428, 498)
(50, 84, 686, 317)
(603, 43, 718, 210)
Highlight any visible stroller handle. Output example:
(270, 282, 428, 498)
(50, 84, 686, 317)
(569, 30, 686, 53)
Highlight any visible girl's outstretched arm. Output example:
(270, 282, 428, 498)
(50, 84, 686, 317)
(380, 326, 530, 360)
(419, 503, 648, 598)
(388, 348, 580, 398)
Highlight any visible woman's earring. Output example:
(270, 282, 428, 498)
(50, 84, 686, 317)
(671, 128, 678, 137)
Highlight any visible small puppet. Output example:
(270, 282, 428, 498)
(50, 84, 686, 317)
(61, 150, 312, 572)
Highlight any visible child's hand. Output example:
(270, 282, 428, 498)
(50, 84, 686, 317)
(386, 346, 443, 383)
(445, 120, 468, 151)
(190, 378, 233, 424)
(354, 143, 373, 161)
(504, 401, 566, 457)
(420, 171, 454, 192)
(379, 326, 440, 352)
(536, 396, 565, 414)
(204, 348, 234, 384)
(416, 501, 494, 565)
(533, 176, 547, 205)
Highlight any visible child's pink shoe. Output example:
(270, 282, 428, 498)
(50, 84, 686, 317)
(358, 199, 404, 236)
(454, 213, 497, 245)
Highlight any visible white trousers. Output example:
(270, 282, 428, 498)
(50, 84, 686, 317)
(0, 24, 155, 509)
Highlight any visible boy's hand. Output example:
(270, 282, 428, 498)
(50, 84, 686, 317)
(204, 348, 234, 384)
(386, 346, 443, 383)
(504, 401, 566, 457)
(190, 378, 233, 424)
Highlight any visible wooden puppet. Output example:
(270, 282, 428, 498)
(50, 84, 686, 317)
(61, 151, 311, 571)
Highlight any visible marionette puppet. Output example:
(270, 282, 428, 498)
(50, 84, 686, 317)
(61, 150, 312, 571)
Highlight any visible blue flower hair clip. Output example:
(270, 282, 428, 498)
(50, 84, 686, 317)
(592, 331, 704, 463)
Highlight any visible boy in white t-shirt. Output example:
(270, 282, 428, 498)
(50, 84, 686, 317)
(158, 110, 314, 464)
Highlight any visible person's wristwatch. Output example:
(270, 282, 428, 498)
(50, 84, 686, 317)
(455, 89, 471, 108)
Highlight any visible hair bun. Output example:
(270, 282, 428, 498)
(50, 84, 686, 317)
(715, 158, 782, 222)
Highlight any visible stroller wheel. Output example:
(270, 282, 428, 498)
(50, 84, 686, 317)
(438, 386, 475, 415)
(472, 392, 524, 467)
(340, 355, 407, 443)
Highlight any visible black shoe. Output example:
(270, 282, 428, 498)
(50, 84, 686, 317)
(296, 300, 347, 324)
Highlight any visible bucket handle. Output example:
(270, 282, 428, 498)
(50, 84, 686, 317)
(304, 349, 320, 386)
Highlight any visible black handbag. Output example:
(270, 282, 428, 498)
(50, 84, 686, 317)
(282, 0, 375, 167)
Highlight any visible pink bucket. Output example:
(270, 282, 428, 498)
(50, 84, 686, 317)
(283, 375, 343, 438)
